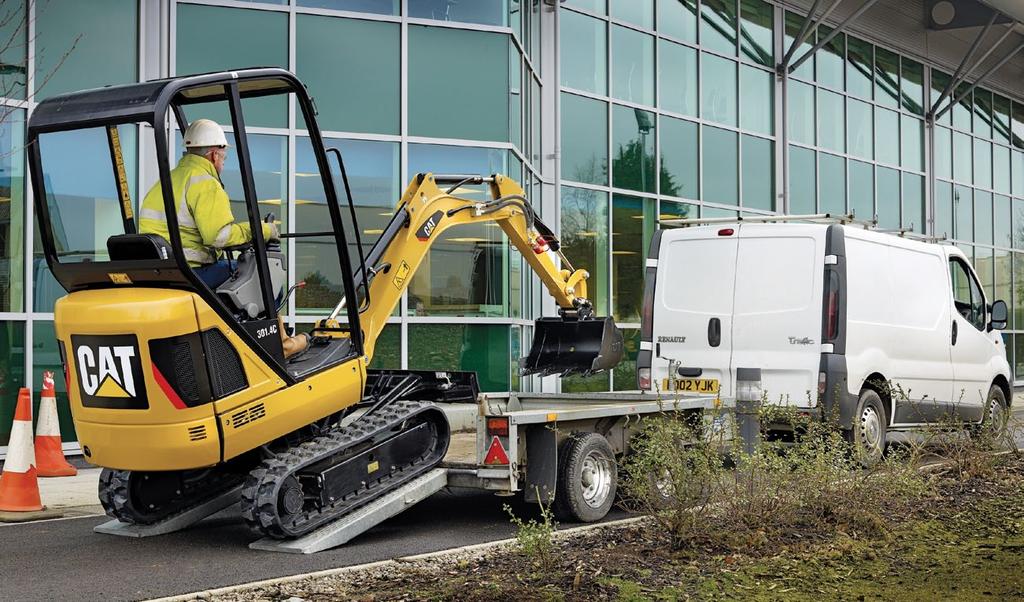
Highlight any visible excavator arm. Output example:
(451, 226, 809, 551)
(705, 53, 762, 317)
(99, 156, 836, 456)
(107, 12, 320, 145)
(318, 173, 622, 377)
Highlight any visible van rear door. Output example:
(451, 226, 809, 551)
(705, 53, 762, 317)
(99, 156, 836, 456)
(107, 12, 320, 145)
(651, 227, 738, 398)
(731, 224, 825, 407)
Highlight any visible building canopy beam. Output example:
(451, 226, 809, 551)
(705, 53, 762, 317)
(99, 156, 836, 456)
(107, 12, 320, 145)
(928, 9, 1000, 118)
(778, 0, 833, 74)
(788, 0, 882, 74)
(934, 39, 1024, 120)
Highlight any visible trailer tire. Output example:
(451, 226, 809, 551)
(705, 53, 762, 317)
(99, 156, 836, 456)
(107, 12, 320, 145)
(554, 432, 616, 523)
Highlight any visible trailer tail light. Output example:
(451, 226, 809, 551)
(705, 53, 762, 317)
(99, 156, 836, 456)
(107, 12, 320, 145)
(638, 367, 651, 390)
(486, 417, 509, 437)
(825, 271, 840, 341)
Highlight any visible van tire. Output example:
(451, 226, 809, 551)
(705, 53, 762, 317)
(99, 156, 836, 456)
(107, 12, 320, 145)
(846, 389, 886, 467)
(977, 385, 1008, 440)
(554, 432, 617, 523)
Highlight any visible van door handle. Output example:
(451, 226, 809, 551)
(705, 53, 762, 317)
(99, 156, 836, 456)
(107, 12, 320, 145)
(951, 320, 958, 346)
(708, 317, 721, 347)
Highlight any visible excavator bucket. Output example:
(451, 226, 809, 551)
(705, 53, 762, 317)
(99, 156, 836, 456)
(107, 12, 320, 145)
(522, 317, 624, 377)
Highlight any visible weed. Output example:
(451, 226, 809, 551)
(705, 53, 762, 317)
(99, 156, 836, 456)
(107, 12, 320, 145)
(504, 493, 558, 574)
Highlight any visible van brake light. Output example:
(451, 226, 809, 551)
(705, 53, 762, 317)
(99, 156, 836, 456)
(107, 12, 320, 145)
(718, 228, 734, 236)
(638, 367, 651, 390)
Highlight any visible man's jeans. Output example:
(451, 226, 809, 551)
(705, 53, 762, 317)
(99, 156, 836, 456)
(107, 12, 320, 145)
(194, 259, 233, 289)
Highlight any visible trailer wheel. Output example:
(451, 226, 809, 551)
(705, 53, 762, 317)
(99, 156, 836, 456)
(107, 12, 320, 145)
(554, 432, 616, 522)
(846, 389, 886, 468)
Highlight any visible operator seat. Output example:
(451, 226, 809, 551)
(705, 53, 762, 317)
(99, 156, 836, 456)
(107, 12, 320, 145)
(107, 233, 174, 261)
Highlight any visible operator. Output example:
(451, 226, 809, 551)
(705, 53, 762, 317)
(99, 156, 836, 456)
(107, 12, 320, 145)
(139, 118, 279, 289)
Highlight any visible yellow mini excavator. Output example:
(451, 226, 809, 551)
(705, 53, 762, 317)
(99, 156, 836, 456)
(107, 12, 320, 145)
(27, 69, 622, 538)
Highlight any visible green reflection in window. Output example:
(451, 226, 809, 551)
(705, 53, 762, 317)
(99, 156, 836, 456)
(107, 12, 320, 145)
(369, 324, 401, 370)
(563, 371, 610, 392)
(701, 0, 737, 56)
(994, 249, 1010, 324)
(659, 0, 697, 42)
(817, 25, 844, 91)
(742, 135, 773, 211)
(1016, 255, 1024, 330)
(849, 160, 873, 222)
(658, 39, 697, 117)
(995, 194, 1011, 248)
(789, 145, 815, 214)
(954, 131, 973, 184)
(900, 58, 924, 115)
(611, 25, 654, 106)
(975, 138, 992, 190)
(409, 26, 509, 142)
(819, 153, 845, 215)
(875, 107, 899, 166)
(298, 0, 398, 14)
(660, 199, 696, 224)
(994, 145, 1011, 195)
(219, 134, 288, 246)
(612, 105, 656, 193)
(935, 126, 952, 181)
(1017, 331, 1024, 379)
(900, 115, 923, 172)
(847, 99, 872, 160)
(935, 180, 953, 239)
(35, 0, 137, 100)
(176, 4, 286, 128)
(975, 190, 993, 245)
(0, 321, 25, 447)
(740, 65, 772, 136)
(612, 195, 654, 322)
(610, 0, 653, 29)
(976, 247, 994, 300)
(561, 9, 607, 94)
(0, 112, 23, 312)
(561, 186, 609, 314)
(659, 116, 698, 200)
(993, 95, 1012, 145)
(32, 321, 75, 443)
(701, 53, 737, 127)
(739, 0, 772, 67)
(784, 12, 814, 81)
(846, 36, 872, 100)
(703, 126, 738, 206)
(1015, 200, 1024, 248)
(297, 15, 399, 135)
(902, 173, 924, 234)
(931, 70, 952, 127)
(788, 80, 815, 145)
(0, 2, 26, 100)
(954, 82, 973, 132)
(613, 328, 640, 391)
(955, 184, 973, 242)
(874, 47, 899, 109)
(409, 0, 509, 26)
(817, 88, 844, 153)
(561, 93, 608, 185)
(408, 324, 511, 392)
(973, 89, 993, 139)
(875, 166, 899, 229)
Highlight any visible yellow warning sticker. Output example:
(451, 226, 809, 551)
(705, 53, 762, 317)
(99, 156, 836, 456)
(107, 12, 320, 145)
(367, 460, 380, 474)
(108, 273, 132, 285)
(107, 126, 133, 221)
(392, 260, 410, 290)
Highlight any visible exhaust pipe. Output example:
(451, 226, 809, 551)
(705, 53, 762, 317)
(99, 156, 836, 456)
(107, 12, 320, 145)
(521, 316, 624, 377)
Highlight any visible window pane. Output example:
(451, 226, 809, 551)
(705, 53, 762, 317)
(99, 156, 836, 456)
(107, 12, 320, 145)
(35, 0, 137, 100)
(297, 16, 399, 135)
(561, 186, 609, 314)
(902, 173, 924, 234)
(789, 145, 815, 213)
(0, 2, 26, 100)
(740, 65, 772, 136)
(995, 194, 1011, 248)
(954, 131, 973, 184)
(220, 133, 287, 243)
(994, 95, 1012, 145)
(739, 0, 773, 67)
(658, 0, 697, 42)
(955, 184, 973, 242)
(954, 83, 972, 132)
(935, 126, 952, 181)
(703, 126, 738, 205)
(900, 58, 924, 115)
(701, 54, 737, 126)
(561, 93, 608, 185)
(176, 5, 286, 128)
(819, 153, 845, 215)
(565, 0, 606, 14)
(875, 166, 899, 229)
(973, 89, 993, 139)
(298, 0, 398, 14)
(849, 160, 873, 222)
(935, 180, 953, 239)
(561, 10, 607, 94)
(612, 195, 654, 321)
(995, 249, 1010, 320)
(741, 135, 773, 211)
(846, 36, 872, 100)
(611, 26, 654, 106)
(784, 12, 814, 81)
(409, 26, 509, 141)
(788, 80, 815, 145)
(1017, 330, 1024, 380)
(613, 328, 641, 391)
(658, 39, 697, 116)
(0, 112, 23, 312)
(874, 47, 899, 109)
(612, 105, 656, 193)
(610, 0, 653, 29)
(409, 0, 509, 26)
(816, 25, 844, 91)
(994, 144, 1011, 195)
(0, 321, 26, 447)
(875, 107, 899, 166)
(900, 115, 923, 172)
(847, 98, 872, 160)
(660, 199, 696, 223)
(32, 321, 76, 444)
(659, 116, 698, 200)
(931, 70, 952, 127)
(701, 0, 737, 56)
(409, 325, 511, 392)
(975, 139, 992, 190)
(1014, 150, 1023, 196)
(1015, 200, 1024, 248)
(817, 89, 844, 153)
(975, 190, 993, 245)
(1013, 101, 1024, 150)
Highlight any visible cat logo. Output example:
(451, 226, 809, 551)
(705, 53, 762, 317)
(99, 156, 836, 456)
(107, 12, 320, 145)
(70, 335, 148, 409)
(415, 210, 444, 241)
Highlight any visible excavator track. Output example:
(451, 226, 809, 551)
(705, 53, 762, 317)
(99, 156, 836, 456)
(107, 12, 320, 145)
(98, 467, 242, 525)
(241, 399, 450, 539)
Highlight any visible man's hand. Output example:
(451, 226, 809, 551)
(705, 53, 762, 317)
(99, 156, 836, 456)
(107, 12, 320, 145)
(267, 221, 281, 242)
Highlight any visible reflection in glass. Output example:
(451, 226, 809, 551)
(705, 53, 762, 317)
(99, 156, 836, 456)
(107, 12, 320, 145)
(993, 95, 1012, 145)
(612, 106, 656, 193)
(994, 195, 1011, 248)
(789, 145, 815, 214)
(742, 135, 773, 211)
(900, 115, 923, 172)
(740, 66, 772, 136)
(561, 10, 607, 94)
(739, 0, 773, 67)
(658, 40, 697, 117)
(0, 112, 24, 312)
(954, 82, 973, 132)
(846, 36, 873, 100)
(0, 322, 26, 447)
(612, 195, 654, 322)
(955, 184, 973, 242)
(875, 166, 899, 229)
(874, 107, 899, 166)
(0, 3, 26, 100)
(565, 0, 607, 14)
(973, 89, 993, 139)
(298, 0, 398, 14)
(701, 53, 737, 127)
(994, 249, 1010, 325)
(817, 25, 844, 91)
(849, 160, 873, 222)
(613, 328, 640, 390)
(409, 325, 511, 392)
(561, 186, 609, 314)
(817, 88, 844, 153)
(610, 0, 653, 29)
(784, 12, 814, 81)
(701, 0, 738, 56)
(931, 70, 952, 127)
(935, 181, 953, 239)
(975, 139, 993, 190)
(954, 131, 973, 184)
(934, 126, 952, 181)
(659, 0, 697, 42)
(993, 145, 1010, 194)
(703, 126, 738, 206)
(369, 324, 401, 370)
(1013, 151, 1023, 196)
(902, 173, 924, 234)
(819, 153, 845, 215)
(975, 190, 993, 245)
(659, 116, 698, 200)
(788, 80, 814, 145)
(874, 47, 899, 109)
(900, 58, 924, 115)
(409, 0, 510, 26)
(847, 99, 872, 160)
(561, 93, 608, 185)
(611, 26, 654, 106)
(32, 321, 75, 442)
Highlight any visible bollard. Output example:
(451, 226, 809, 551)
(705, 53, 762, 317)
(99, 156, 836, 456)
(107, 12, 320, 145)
(735, 368, 762, 455)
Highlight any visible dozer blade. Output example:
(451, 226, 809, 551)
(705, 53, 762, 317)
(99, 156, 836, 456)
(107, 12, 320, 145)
(522, 317, 624, 377)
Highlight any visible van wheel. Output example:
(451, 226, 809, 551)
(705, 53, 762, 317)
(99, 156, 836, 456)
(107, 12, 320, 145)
(846, 389, 886, 467)
(554, 432, 617, 523)
(978, 385, 1008, 440)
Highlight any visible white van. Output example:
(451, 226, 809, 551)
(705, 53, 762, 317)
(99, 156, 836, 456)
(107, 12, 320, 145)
(636, 221, 1012, 462)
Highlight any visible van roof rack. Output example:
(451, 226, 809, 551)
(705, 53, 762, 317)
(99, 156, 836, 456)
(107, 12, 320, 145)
(659, 213, 953, 244)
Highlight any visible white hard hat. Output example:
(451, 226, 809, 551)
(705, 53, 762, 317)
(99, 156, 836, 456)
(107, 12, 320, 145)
(183, 119, 230, 148)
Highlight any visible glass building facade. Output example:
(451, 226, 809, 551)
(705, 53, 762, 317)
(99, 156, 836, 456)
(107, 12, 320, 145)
(0, 0, 1022, 452)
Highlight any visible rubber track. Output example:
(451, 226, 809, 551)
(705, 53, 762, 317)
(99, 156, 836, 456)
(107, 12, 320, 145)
(97, 468, 240, 525)
(240, 399, 448, 539)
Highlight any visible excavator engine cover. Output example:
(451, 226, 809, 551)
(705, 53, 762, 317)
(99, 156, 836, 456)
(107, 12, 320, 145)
(522, 317, 624, 377)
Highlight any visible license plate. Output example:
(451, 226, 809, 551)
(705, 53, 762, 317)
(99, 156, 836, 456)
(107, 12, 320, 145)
(661, 378, 719, 393)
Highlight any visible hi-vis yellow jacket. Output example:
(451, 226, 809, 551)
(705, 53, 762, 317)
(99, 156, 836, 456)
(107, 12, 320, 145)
(139, 153, 271, 267)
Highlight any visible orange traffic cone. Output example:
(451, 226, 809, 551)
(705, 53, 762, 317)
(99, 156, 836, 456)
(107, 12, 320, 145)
(35, 371, 76, 477)
(0, 388, 44, 512)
